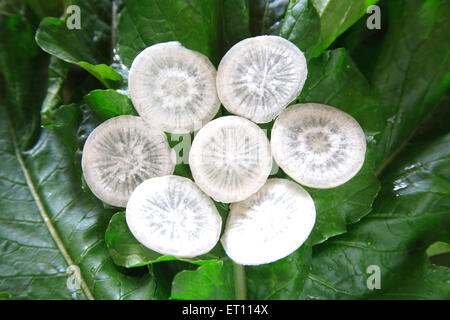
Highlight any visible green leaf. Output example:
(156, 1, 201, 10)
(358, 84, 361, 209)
(150, 260, 197, 299)
(0, 292, 11, 300)
(304, 151, 380, 245)
(25, 0, 64, 19)
(0, 14, 155, 300)
(245, 244, 312, 299)
(277, 49, 382, 244)
(278, 0, 321, 60)
(40, 57, 70, 126)
(105, 212, 221, 268)
(171, 245, 311, 299)
(84, 89, 137, 121)
(35, 1, 122, 88)
(0, 14, 46, 149)
(298, 48, 383, 147)
(171, 260, 235, 299)
(303, 133, 450, 299)
(0, 0, 26, 17)
(222, 0, 251, 51)
(249, 0, 290, 36)
(280, 0, 379, 58)
(118, 0, 222, 68)
(427, 242, 450, 257)
(371, 0, 450, 171)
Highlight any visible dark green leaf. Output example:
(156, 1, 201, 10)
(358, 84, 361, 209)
(25, 0, 64, 18)
(35, 1, 122, 88)
(298, 48, 383, 146)
(105, 212, 221, 268)
(280, 0, 379, 58)
(0, 14, 155, 300)
(246, 244, 312, 299)
(40, 57, 70, 126)
(303, 133, 450, 299)
(304, 151, 380, 245)
(171, 245, 311, 299)
(277, 49, 382, 244)
(150, 260, 197, 299)
(279, 0, 321, 60)
(118, 0, 222, 68)
(84, 89, 137, 121)
(0, 292, 11, 300)
(371, 0, 450, 171)
(249, 0, 290, 36)
(171, 260, 235, 299)
(222, 0, 251, 51)
(0, 0, 26, 17)
(0, 14, 47, 149)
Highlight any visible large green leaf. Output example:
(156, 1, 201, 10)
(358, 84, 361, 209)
(303, 133, 450, 299)
(249, 0, 290, 35)
(222, 0, 251, 51)
(105, 212, 221, 268)
(371, 0, 450, 170)
(278, 0, 321, 60)
(280, 0, 379, 58)
(171, 244, 311, 299)
(40, 57, 69, 126)
(275, 48, 382, 245)
(35, 0, 122, 88)
(0, 14, 155, 300)
(118, 0, 222, 68)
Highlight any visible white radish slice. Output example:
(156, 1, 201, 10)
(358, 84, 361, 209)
(271, 103, 367, 189)
(189, 116, 272, 203)
(216, 35, 307, 123)
(81, 115, 175, 207)
(128, 41, 221, 133)
(221, 178, 316, 265)
(126, 175, 222, 258)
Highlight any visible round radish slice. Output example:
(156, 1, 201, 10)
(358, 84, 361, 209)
(221, 178, 316, 265)
(189, 116, 272, 203)
(81, 115, 175, 207)
(128, 41, 220, 133)
(271, 103, 367, 189)
(216, 35, 307, 123)
(126, 175, 222, 258)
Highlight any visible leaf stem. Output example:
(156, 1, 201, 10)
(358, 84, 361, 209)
(233, 263, 247, 300)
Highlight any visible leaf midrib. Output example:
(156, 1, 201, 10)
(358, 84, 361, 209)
(6, 112, 94, 300)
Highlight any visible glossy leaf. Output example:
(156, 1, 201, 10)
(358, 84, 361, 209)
(280, 0, 379, 58)
(249, 0, 290, 35)
(278, 0, 321, 60)
(0, 14, 155, 300)
(274, 49, 382, 245)
(105, 212, 221, 268)
(303, 133, 450, 299)
(35, 1, 122, 88)
(84, 89, 137, 121)
(171, 245, 311, 299)
(118, 0, 222, 67)
(371, 0, 450, 170)
(40, 57, 70, 126)
(222, 0, 251, 51)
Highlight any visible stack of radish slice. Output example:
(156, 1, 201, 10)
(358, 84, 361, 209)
(81, 36, 367, 265)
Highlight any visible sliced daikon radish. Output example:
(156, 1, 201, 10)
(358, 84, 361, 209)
(81, 115, 175, 207)
(189, 116, 272, 203)
(126, 175, 222, 258)
(221, 178, 316, 265)
(216, 35, 307, 123)
(128, 41, 220, 133)
(271, 103, 367, 189)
